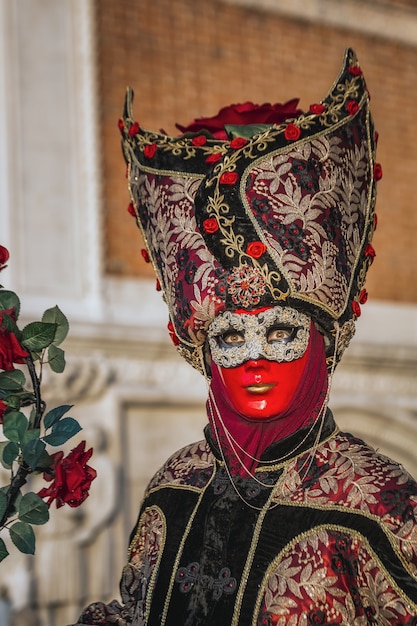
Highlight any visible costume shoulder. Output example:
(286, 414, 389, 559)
(144, 438, 215, 495)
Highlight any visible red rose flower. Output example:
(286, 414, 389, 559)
(309, 103, 326, 115)
(359, 289, 368, 304)
(346, 100, 359, 115)
(117, 118, 124, 134)
(202, 218, 219, 234)
(143, 143, 157, 159)
(167, 321, 180, 346)
(141, 248, 151, 263)
(348, 65, 363, 76)
(0, 246, 9, 271)
(128, 122, 140, 137)
(0, 314, 29, 371)
(351, 301, 361, 318)
(373, 163, 383, 181)
(191, 135, 207, 146)
(206, 152, 223, 164)
(229, 137, 247, 149)
(127, 202, 136, 217)
(246, 241, 267, 259)
(365, 243, 376, 263)
(38, 441, 96, 509)
(219, 171, 239, 185)
(284, 123, 301, 141)
(176, 100, 303, 140)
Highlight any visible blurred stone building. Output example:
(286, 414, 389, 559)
(1, 0, 417, 623)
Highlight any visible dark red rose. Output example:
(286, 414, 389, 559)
(176, 100, 303, 140)
(373, 163, 383, 181)
(38, 441, 96, 509)
(246, 241, 267, 259)
(219, 171, 239, 185)
(191, 135, 207, 146)
(141, 248, 151, 263)
(284, 123, 301, 141)
(365, 243, 376, 263)
(155, 279, 162, 292)
(128, 122, 140, 137)
(202, 218, 219, 234)
(359, 289, 368, 304)
(167, 321, 180, 346)
(143, 143, 157, 159)
(127, 202, 136, 217)
(309, 103, 326, 115)
(0, 314, 29, 371)
(351, 300, 361, 318)
(229, 137, 247, 149)
(117, 118, 124, 134)
(346, 100, 359, 115)
(0, 246, 9, 271)
(206, 152, 223, 164)
(348, 65, 363, 76)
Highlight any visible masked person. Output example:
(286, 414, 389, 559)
(73, 49, 417, 625)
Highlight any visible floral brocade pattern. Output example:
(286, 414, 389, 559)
(258, 528, 417, 625)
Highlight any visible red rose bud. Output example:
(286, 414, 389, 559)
(351, 300, 361, 318)
(246, 241, 267, 259)
(219, 171, 239, 185)
(203, 218, 219, 234)
(0, 315, 29, 370)
(365, 243, 376, 263)
(128, 122, 140, 137)
(206, 152, 223, 164)
(346, 100, 359, 115)
(143, 143, 157, 159)
(141, 248, 151, 263)
(230, 137, 247, 149)
(156, 279, 162, 292)
(127, 202, 136, 217)
(191, 135, 207, 146)
(373, 163, 383, 181)
(0, 245, 10, 270)
(309, 103, 326, 115)
(167, 321, 180, 346)
(348, 65, 363, 76)
(117, 118, 124, 134)
(359, 289, 368, 304)
(284, 123, 301, 141)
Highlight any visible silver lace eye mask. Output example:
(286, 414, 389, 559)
(208, 307, 310, 368)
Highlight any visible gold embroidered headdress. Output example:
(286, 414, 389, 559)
(120, 48, 379, 373)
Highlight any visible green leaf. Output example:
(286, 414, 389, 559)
(18, 492, 49, 525)
(42, 305, 69, 346)
(33, 449, 53, 471)
(47, 344, 65, 373)
(0, 369, 26, 391)
(42, 417, 81, 446)
(0, 538, 9, 562)
(43, 404, 73, 430)
(21, 322, 57, 352)
(9, 521, 35, 554)
(0, 312, 21, 338)
(3, 411, 28, 443)
(0, 489, 7, 521)
(22, 439, 46, 470)
(0, 290, 20, 318)
(3, 395, 22, 410)
(21, 428, 40, 446)
(0, 486, 22, 514)
(224, 123, 272, 140)
(1, 441, 19, 466)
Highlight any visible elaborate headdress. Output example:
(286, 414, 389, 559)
(120, 48, 379, 374)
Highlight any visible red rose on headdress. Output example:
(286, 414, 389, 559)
(284, 123, 301, 141)
(309, 103, 326, 115)
(373, 163, 383, 181)
(346, 100, 359, 115)
(348, 65, 363, 76)
(176, 100, 303, 140)
(155, 279, 162, 292)
(351, 301, 361, 318)
(202, 218, 219, 234)
(38, 441, 96, 509)
(219, 171, 239, 185)
(0, 246, 9, 271)
(359, 289, 368, 304)
(206, 152, 223, 164)
(143, 143, 157, 159)
(246, 241, 267, 259)
(0, 312, 29, 371)
(365, 243, 376, 263)
(128, 122, 140, 137)
(191, 135, 207, 147)
(127, 202, 136, 217)
(230, 137, 247, 150)
(141, 248, 151, 263)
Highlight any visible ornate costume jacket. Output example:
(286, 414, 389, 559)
(74, 412, 417, 625)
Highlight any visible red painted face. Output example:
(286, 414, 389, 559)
(217, 350, 310, 420)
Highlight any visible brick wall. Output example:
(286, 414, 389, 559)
(96, 0, 417, 304)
